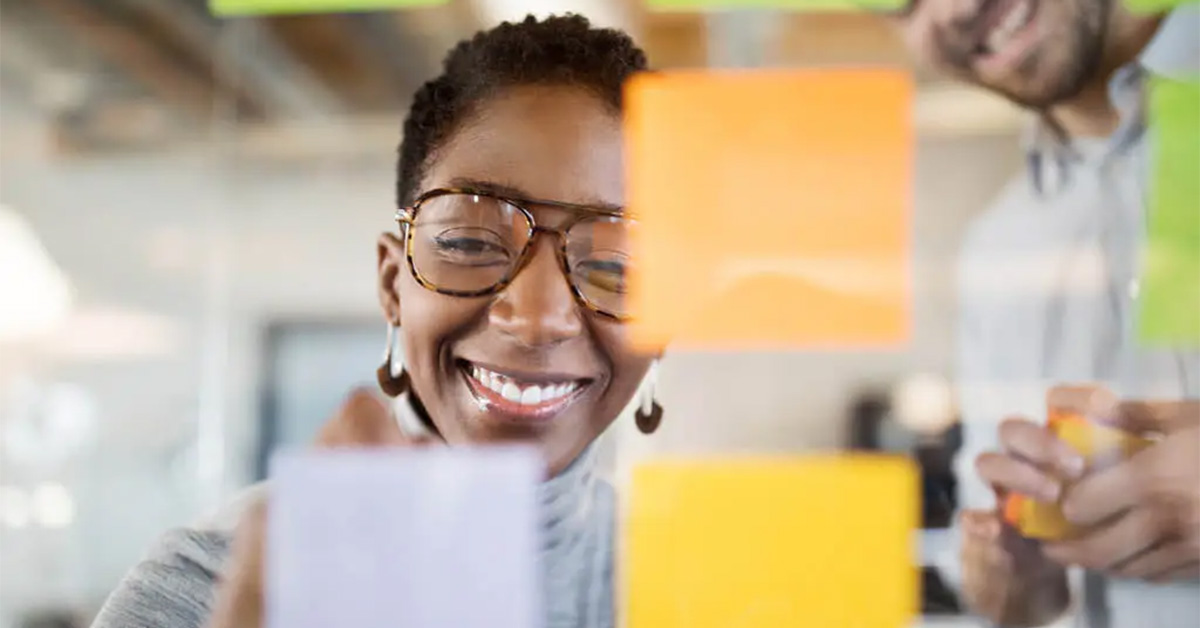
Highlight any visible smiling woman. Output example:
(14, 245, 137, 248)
(379, 15, 654, 477)
(89, 14, 656, 628)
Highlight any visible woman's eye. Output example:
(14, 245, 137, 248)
(433, 234, 511, 266)
(438, 238, 494, 254)
(575, 259, 628, 293)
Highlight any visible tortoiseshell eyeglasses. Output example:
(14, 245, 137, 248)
(394, 187, 636, 321)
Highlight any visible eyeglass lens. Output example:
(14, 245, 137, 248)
(409, 193, 634, 317)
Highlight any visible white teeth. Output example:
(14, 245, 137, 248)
(469, 366, 580, 407)
(520, 386, 543, 405)
(986, 0, 1031, 55)
(501, 381, 522, 402)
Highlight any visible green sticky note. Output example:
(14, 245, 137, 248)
(1124, 0, 1197, 14)
(211, 0, 443, 16)
(1138, 77, 1200, 347)
(647, 0, 905, 10)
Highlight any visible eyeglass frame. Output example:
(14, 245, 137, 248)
(394, 187, 634, 322)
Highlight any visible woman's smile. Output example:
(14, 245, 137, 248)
(458, 359, 594, 424)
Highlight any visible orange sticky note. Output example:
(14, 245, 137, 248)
(1003, 391, 1154, 540)
(625, 70, 913, 350)
(624, 456, 918, 628)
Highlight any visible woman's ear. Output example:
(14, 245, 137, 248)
(377, 232, 405, 325)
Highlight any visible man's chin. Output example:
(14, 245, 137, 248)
(984, 74, 1079, 112)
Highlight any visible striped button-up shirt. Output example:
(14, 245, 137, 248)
(952, 7, 1200, 628)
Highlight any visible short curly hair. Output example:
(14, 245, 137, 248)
(396, 14, 649, 206)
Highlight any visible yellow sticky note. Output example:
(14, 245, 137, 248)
(625, 70, 913, 351)
(624, 456, 918, 628)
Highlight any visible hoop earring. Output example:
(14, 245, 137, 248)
(377, 323, 410, 397)
(634, 360, 664, 435)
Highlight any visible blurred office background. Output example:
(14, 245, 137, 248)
(0, 1, 1023, 626)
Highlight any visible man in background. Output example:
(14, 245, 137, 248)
(885, 1, 1199, 626)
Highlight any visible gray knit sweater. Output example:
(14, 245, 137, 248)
(90, 448, 615, 628)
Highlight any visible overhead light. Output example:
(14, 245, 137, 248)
(0, 205, 72, 345)
(892, 372, 956, 434)
(43, 305, 181, 362)
(32, 483, 75, 529)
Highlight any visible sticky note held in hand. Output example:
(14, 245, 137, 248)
(267, 448, 541, 628)
(1003, 388, 1154, 540)
(1137, 77, 1200, 347)
(624, 455, 919, 628)
(625, 69, 913, 351)
(210, 0, 443, 16)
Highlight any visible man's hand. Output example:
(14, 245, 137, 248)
(1045, 400, 1200, 582)
(964, 413, 1078, 625)
(960, 386, 1122, 624)
(960, 510, 1071, 627)
(974, 415, 1088, 505)
(204, 389, 435, 628)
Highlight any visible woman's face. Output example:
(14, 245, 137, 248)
(378, 86, 655, 475)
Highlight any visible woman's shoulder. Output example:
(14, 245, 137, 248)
(89, 484, 266, 628)
(89, 527, 232, 628)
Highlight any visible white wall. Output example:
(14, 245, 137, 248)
(0, 116, 1023, 623)
(1, 130, 396, 620)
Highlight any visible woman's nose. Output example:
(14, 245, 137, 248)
(488, 237, 583, 347)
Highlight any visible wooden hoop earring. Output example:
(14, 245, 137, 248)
(634, 361, 664, 435)
(635, 401, 664, 435)
(377, 323, 410, 397)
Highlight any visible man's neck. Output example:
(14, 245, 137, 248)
(1051, 9, 1164, 138)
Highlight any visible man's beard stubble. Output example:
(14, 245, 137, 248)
(934, 0, 1113, 111)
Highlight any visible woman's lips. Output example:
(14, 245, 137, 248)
(460, 362, 588, 423)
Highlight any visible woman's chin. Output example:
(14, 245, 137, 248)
(436, 366, 605, 477)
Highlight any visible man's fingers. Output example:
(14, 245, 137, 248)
(1151, 562, 1200, 583)
(976, 452, 1063, 502)
(959, 510, 1011, 615)
(1098, 400, 1200, 435)
(961, 510, 1002, 539)
(1061, 456, 1142, 526)
(1105, 541, 1198, 581)
(998, 417, 1085, 478)
(1044, 507, 1164, 571)
(317, 388, 408, 448)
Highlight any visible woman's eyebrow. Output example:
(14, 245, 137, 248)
(447, 177, 528, 198)
(446, 177, 624, 213)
